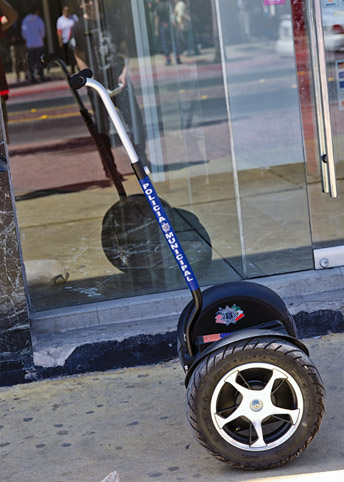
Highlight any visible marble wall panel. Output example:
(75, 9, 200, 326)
(0, 143, 33, 384)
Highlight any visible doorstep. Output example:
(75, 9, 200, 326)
(30, 268, 344, 377)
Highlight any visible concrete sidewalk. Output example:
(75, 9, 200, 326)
(1, 333, 344, 482)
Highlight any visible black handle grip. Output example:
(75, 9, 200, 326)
(70, 69, 93, 90)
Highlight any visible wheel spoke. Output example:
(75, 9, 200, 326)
(263, 368, 287, 398)
(249, 422, 253, 446)
(250, 419, 266, 448)
(271, 414, 294, 425)
(224, 371, 254, 397)
(269, 407, 300, 424)
(271, 379, 286, 395)
(237, 371, 251, 389)
(215, 371, 251, 429)
(214, 405, 245, 429)
(215, 403, 239, 417)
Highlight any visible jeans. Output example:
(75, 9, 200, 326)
(159, 24, 181, 62)
(27, 47, 45, 80)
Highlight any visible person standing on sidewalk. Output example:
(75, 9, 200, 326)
(0, 0, 18, 141)
(8, 14, 28, 82)
(174, 0, 199, 56)
(21, 6, 46, 83)
(155, 0, 181, 65)
(56, 5, 78, 73)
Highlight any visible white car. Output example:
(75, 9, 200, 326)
(275, 15, 294, 57)
(275, 11, 344, 57)
(322, 10, 344, 51)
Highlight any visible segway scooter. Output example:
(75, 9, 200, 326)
(70, 69, 325, 471)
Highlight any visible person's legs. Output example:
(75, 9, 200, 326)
(35, 48, 45, 80)
(160, 24, 171, 65)
(9, 45, 18, 79)
(64, 43, 76, 73)
(27, 48, 36, 82)
(63, 42, 69, 64)
(15, 45, 29, 80)
(19, 45, 28, 75)
(171, 25, 181, 64)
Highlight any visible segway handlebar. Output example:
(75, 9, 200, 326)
(71, 70, 203, 358)
(81, 75, 140, 165)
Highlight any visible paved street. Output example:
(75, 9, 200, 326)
(6, 44, 306, 168)
(1, 333, 344, 482)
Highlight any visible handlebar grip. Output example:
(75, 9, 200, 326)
(70, 69, 93, 90)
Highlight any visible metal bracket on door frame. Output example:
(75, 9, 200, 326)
(314, 246, 344, 269)
(308, 0, 338, 198)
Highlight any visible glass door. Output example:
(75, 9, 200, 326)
(215, 0, 314, 278)
(296, 0, 344, 269)
(215, 0, 344, 275)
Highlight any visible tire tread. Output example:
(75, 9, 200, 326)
(186, 337, 325, 470)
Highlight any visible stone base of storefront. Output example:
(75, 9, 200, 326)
(1, 268, 338, 386)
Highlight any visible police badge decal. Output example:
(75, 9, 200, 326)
(215, 305, 245, 326)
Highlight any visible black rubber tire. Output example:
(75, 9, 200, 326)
(186, 337, 325, 470)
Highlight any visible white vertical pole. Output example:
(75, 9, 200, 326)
(215, 0, 247, 277)
(130, 0, 165, 181)
(42, 0, 54, 53)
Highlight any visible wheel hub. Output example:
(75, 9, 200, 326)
(250, 399, 263, 412)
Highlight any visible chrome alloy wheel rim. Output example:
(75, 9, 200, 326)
(210, 362, 304, 451)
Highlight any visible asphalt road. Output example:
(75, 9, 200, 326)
(6, 49, 301, 147)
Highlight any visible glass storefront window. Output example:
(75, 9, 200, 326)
(8, 0, 313, 313)
(8, 0, 241, 311)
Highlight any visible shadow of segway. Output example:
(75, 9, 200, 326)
(101, 194, 212, 282)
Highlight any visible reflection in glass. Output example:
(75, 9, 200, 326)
(8, 0, 314, 312)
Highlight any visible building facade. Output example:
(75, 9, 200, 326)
(2, 0, 344, 384)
